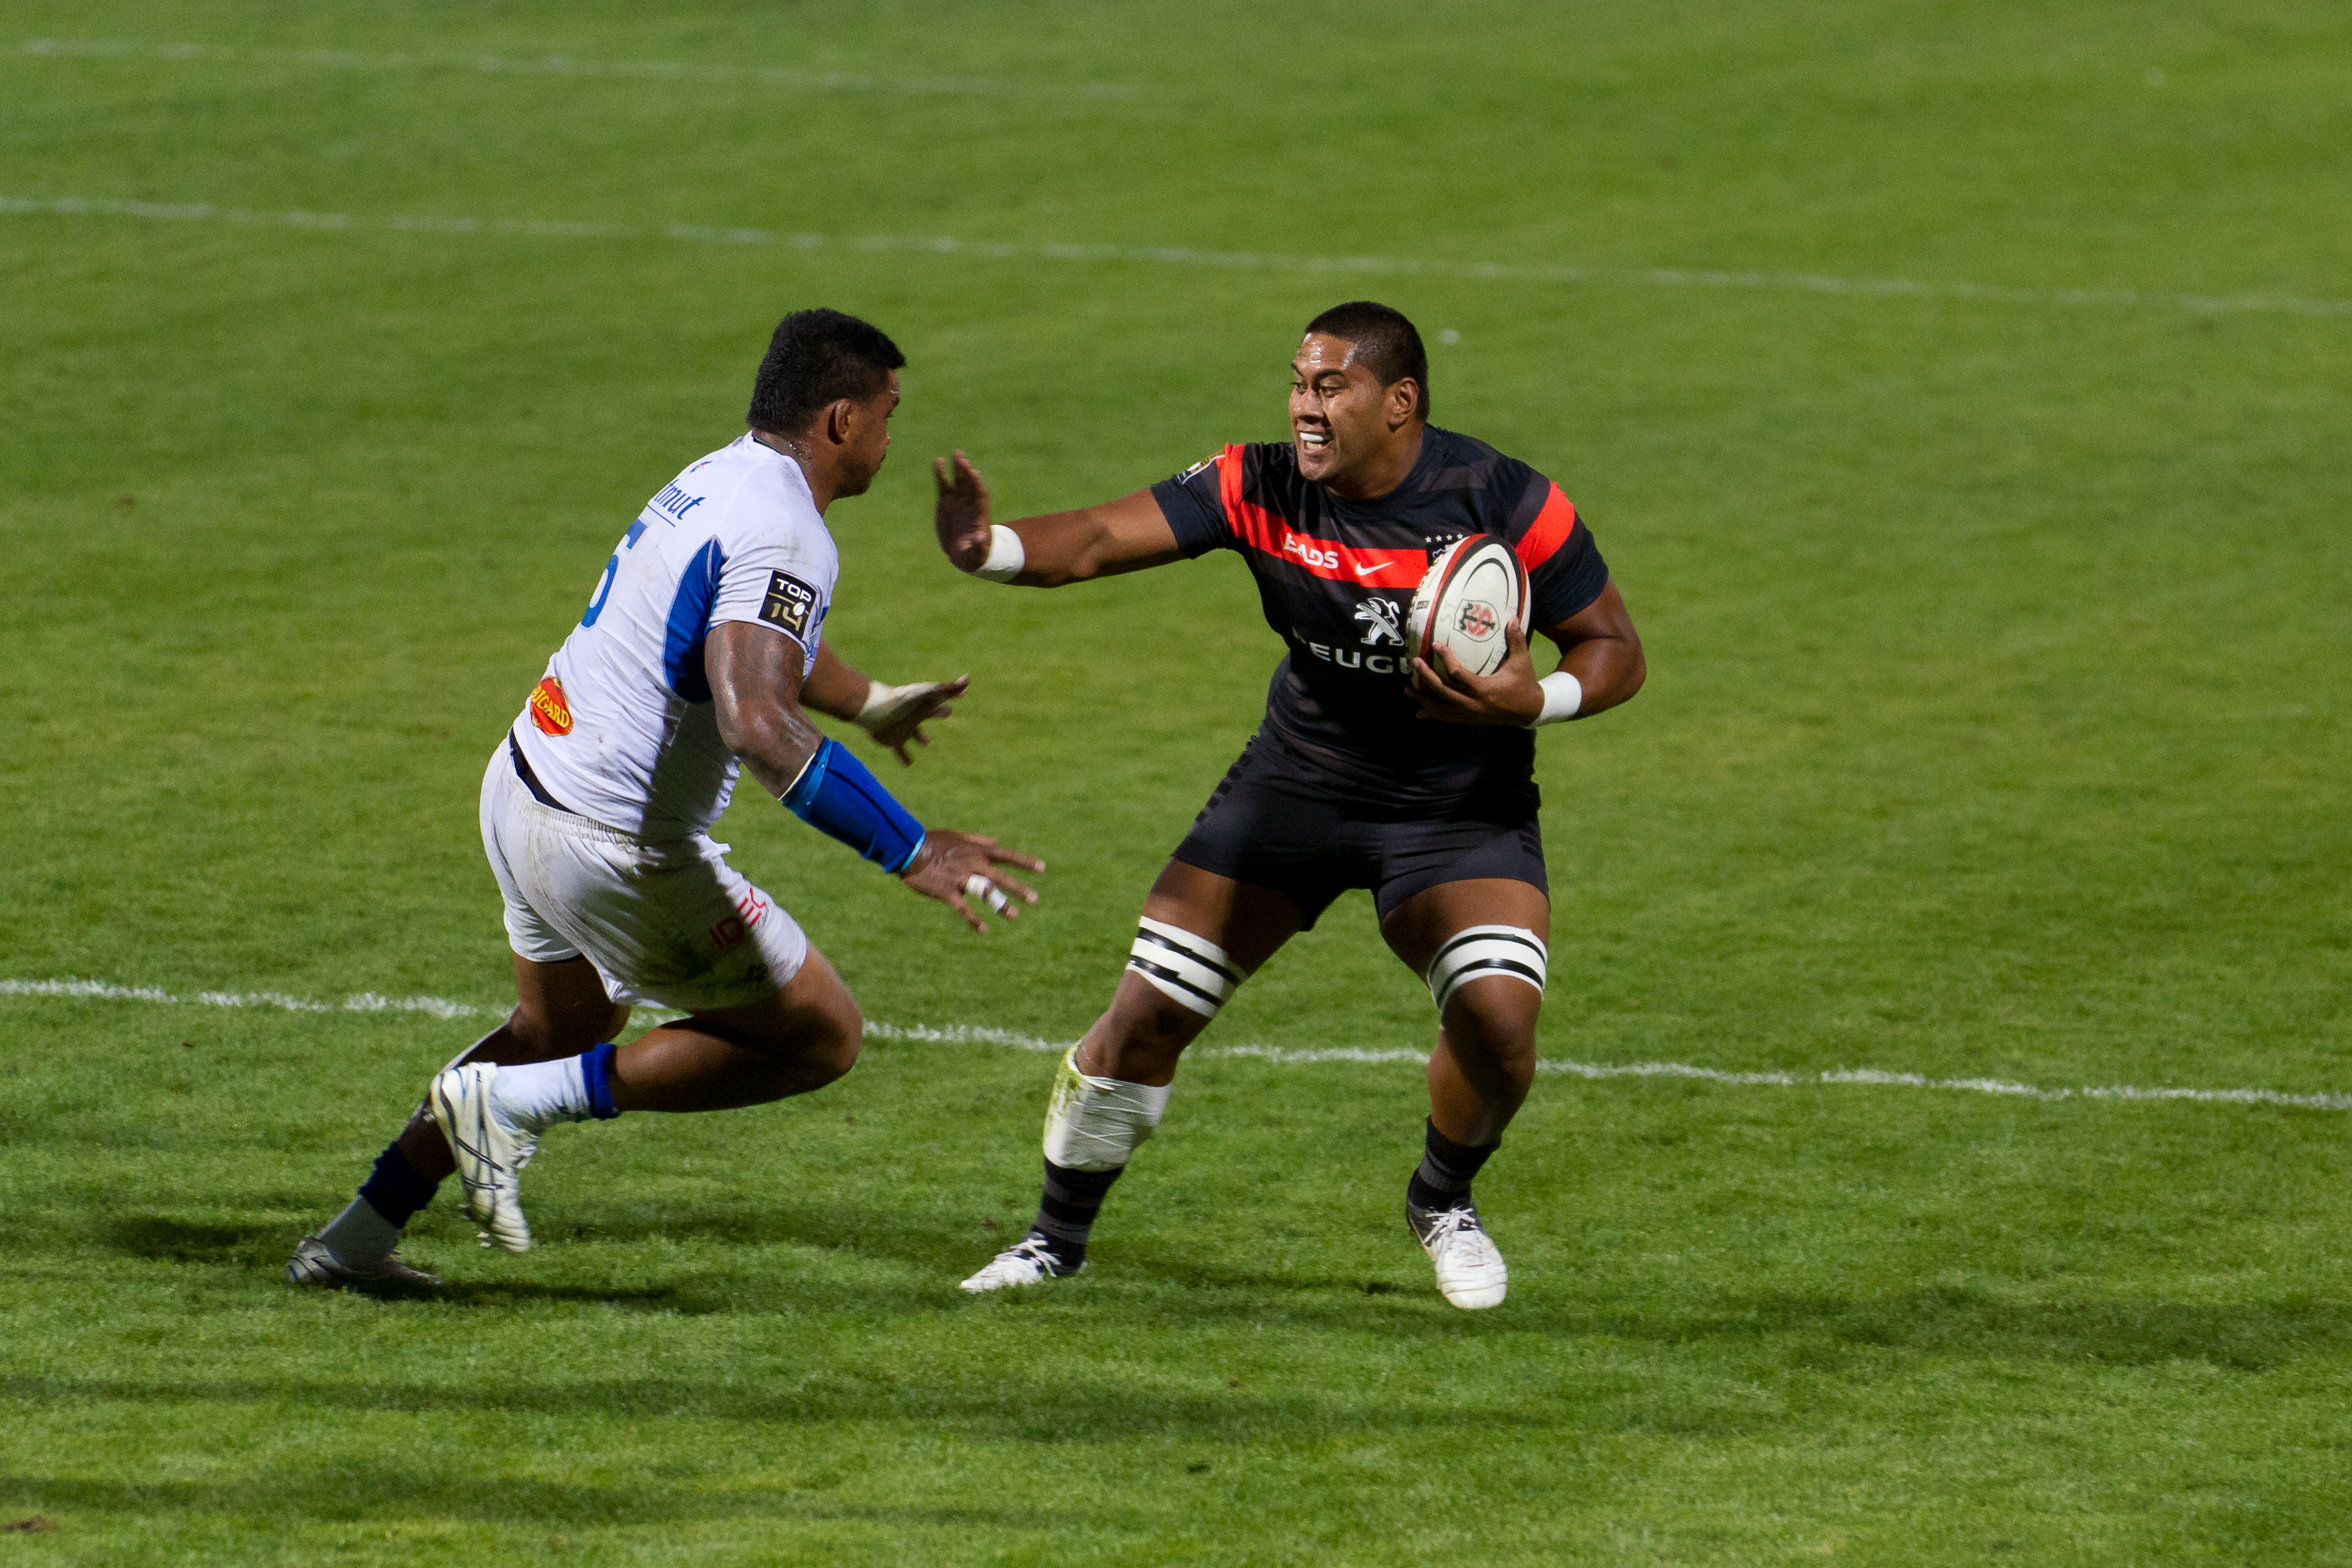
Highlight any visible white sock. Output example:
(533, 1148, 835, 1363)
(489, 1056, 592, 1135)
(317, 1196, 400, 1265)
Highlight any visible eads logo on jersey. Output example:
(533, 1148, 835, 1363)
(528, 676, 574, 736)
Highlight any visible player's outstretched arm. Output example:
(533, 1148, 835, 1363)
(708, 622, 1043, 931)
(1410, 582, 1646, 727)
(803, 643, 969, 766)
(933, 451, 1181, 587)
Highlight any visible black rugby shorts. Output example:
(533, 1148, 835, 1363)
(1167, 734, 1548, 930)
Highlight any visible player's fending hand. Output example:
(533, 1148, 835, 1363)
(859, 675, 969, 765)
(1409, 622, 1546, 726)
(933, 452, 995, 572)
(899, 829, 1044, 933)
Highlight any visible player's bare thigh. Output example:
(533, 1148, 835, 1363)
(1072, 861, 1303, 1085)
(609, 946, 863, 1111)
(508, 952, 633, 1058)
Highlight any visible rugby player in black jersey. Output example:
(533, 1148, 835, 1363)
(939, 302, 1644, 1308)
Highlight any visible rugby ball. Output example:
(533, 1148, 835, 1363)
(1406, 535, 1528, 678)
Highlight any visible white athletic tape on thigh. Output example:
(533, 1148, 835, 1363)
(1041, 1049, 1171, 1170)
(1127, 918, 1245, 1018)
(1426, 925, 1549, 1014)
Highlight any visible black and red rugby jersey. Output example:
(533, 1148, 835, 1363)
(1150, 426, 1609, 809)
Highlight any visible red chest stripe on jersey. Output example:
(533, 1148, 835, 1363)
(1514, 484, 1579, 573)
(1217, 444, 1427, 589)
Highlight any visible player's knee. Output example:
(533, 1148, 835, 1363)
(794, 999, 864, 1088)
(1443, 978, 1542, 1059)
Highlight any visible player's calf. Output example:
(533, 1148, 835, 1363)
(1409, 926, 1547, 1310)
(962, 919, 1245, 1293)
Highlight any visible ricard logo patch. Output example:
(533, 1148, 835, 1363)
(529, 676, 574, 735)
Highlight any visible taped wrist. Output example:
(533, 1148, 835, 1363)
(854, 678, 900, 728)
(780, 737, 926, 873)
(1041, 1049, 1171, 1171)
(972, 525, 1025, 583)
(1426, 925, 1549, 1015)
(1535, 671, 1583, 725)
(1127, 917, 1245, 1018)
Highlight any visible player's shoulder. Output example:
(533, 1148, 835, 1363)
(1417, 426, 1545, 494)
(1417, 426, 1561, 536)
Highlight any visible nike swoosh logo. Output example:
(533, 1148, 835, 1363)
(1353, 562, 1388, 577)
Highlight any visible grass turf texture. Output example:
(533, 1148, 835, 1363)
(3, 1, 2350, 1561)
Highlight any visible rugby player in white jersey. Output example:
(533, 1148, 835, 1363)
(944, 302, 1644, 1309)
(288, 309, 1041, 1287)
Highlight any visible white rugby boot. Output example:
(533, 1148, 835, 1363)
(431, 1063, 536, 1253)
(1408, 1200, 1508, 1310)
(285, 1233, 441, 1289)
(960, 1235, 1083, 1293)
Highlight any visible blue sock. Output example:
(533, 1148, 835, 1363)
(357, 1141, 440, 1226)
(580, 1041, 621, 1120)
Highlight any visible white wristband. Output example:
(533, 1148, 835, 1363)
(855, 679, 901, 728)
(1535, 671, 1583, 726)
(972, 525, 1025, 583)
(856, 678, 953, 735)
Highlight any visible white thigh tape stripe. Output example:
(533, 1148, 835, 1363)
(1041, 1050, 1172, 1170)
(1127, 918, 1243, 1018)
(1427, 925, 1549, 1014)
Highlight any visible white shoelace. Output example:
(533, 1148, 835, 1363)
(1420, 1207, 1485, 1249)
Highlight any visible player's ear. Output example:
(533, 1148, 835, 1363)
(826, 398, 855, 447)
(1389, 378, 1420, 430)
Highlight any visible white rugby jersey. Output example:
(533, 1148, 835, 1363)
(509, 433, 836, 838)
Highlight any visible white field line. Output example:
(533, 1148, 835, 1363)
(8, 976, 2348, 1112)
(18, 36, 1133, 99)
(4, 194, 2347, 319)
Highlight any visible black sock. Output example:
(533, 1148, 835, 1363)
(1407, 1119, 1497, 1211)
(357, 1141, 440, 1227)
(1028, 1159, 1124, 1267)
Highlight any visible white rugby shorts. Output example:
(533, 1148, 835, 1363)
(478, 745, 808, 1011)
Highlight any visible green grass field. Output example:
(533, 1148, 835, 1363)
(4, 2, 2350, 1561)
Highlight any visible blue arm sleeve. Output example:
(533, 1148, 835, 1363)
(780, 738, 927, 873)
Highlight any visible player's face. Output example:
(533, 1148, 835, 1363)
(834, 372, 900, 498)
(1290, 334, 1404, 486)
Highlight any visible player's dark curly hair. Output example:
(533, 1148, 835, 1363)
(746, 308, 907, 434)
(1304, 301, 1430, 419)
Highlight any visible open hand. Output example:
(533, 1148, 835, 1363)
(861, 676, 969, 764)
(933, 452, 994, 572)
(899, 829, 1044, 933)
(1409, 622, 1545, 726)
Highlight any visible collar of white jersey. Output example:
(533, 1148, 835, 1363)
(741, 430, 819, 503)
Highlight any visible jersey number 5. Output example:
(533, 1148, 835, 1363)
(580, 520, 649, 628)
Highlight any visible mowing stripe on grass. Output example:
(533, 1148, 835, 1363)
(10, 976, 2348, 1111)
(6, 194, 2349, 319)
(16, 36, 1135, 99)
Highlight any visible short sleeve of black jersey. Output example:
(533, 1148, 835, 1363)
(1501, 467, 1610, 628)
(1149, 450, 1233, 559)
(1529, 522, 1610, 628)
